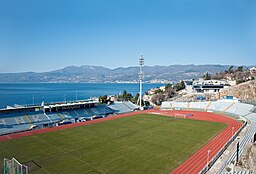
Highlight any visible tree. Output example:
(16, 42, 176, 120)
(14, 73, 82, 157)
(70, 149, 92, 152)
(165, 87, 176, 98)
(123, 90, 128, 96)
(226, 66, 234, 73)
(174, 81, 185, 91)
(165, 83, 172, 89)
(132, 93, 140, 103)
(180, 81, 185, 89)
(144, 101, 150, 106)
(99, 95, 108, 104)
(151, 93, 164, 105)
(154, 89, 162, 94)
(118, 90, 133, 101)
(236, 66, 243, 72)
(212, 72, 225, 80)
(203, 72, 211, 80)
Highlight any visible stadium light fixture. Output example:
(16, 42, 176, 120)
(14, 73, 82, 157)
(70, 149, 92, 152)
(139, 54, 144, 109)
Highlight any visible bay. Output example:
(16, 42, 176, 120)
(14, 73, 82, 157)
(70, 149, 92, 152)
(0, 83, 163, 109)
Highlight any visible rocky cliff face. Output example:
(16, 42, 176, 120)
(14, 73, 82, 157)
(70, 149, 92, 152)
(220, 80, 256, 103)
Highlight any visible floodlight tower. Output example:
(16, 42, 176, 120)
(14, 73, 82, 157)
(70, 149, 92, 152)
(139, 54, 144, 109)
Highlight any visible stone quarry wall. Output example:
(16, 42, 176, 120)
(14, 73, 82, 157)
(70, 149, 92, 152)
(220, 80, 256, 104)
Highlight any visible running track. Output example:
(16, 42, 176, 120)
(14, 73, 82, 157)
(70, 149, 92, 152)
(0, 109, 242, 174)
(151, 110, 242, 174)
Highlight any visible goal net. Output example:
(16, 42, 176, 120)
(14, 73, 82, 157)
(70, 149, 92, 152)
(4, 158, 28, 174)
(174, 113, 186, 119)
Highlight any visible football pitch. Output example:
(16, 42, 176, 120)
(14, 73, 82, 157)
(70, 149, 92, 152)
(0, 114, 226, 174)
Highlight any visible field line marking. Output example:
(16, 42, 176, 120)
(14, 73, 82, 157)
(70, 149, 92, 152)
(39, 138, 106, 174)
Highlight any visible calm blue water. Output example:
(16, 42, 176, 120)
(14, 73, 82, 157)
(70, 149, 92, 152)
(0, 83, 163, 109)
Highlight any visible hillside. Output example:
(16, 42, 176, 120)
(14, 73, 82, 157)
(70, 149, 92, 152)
(220, 80, 256, 103)
(170, 80, 256, 103)
(0, 64, 252, 83)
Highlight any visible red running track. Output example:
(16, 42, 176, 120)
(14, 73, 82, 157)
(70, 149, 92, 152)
(148, 110, 242, 174)
(0, 109, 242, 174)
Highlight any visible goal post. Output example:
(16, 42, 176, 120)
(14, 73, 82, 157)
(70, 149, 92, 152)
(4, 158, 28, 174)
(174, 113, 186, 119)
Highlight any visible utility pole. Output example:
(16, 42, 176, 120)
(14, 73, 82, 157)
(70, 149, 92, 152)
(207, 149, 211, 170)
(139, 54, 144, 109)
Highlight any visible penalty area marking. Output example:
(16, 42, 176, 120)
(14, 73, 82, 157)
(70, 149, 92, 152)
(38, 139, 106, 174)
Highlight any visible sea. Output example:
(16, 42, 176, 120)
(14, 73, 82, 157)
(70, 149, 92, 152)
(0, 83, 164, 109)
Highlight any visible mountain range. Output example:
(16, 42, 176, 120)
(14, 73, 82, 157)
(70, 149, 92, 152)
(0, 65, 253, 83)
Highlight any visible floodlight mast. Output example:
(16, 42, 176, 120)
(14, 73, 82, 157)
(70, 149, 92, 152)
(139, 54, 144, 109)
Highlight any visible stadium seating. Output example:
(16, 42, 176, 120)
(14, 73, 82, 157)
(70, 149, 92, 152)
(161, 101, 171, 109)
(0, 111, 32, 135)
(44, 105, 114, 123)
(46, 112, 63, 122)
(225, 103, 254, 116)
(0, 104, 117, 135)
(108, 102, 135, 114)
(0, 110, 57, 135)
(73, 109, 93, 118)
(171, 102, 189, 109)
(26, 111, 51, 125)
(59, 110, 81, 119)
(89, 105, 114, 115)
(161, 101, 254, 117)
(123, 101, 138, 110)
(207, 101, 234, 112)
(189, 101, 210, 110)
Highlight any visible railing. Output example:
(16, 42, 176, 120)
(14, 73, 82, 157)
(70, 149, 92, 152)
(218, 114, 256, 173)
(199, 121, 247, 174)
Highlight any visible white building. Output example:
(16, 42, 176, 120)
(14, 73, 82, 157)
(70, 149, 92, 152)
(192, 80, 230, 93)
(250, 67, 256, 74)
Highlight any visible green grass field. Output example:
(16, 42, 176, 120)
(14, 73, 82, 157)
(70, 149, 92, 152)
(0, 114, 226, 174)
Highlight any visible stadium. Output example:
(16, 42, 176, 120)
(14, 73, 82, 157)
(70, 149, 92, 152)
(1, 0, 255, 173)
(1, 56, 256, 174)
(1, 96, 256, 173)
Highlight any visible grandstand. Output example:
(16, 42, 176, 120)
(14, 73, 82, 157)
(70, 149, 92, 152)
(160, 100, 256, 173)
(43, 101, 115, 121)
(0, 112, 54, 135)
(0, 107, 48, 135)
(0, 101, 134, 135)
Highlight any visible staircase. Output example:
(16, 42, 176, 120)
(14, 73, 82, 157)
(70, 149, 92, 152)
(204, 101, 212, 111)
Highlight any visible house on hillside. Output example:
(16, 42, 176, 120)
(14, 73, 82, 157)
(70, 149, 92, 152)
(250, 67, 256, 74)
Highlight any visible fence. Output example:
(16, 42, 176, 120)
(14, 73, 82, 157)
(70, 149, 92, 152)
(199, 121, 247, 174)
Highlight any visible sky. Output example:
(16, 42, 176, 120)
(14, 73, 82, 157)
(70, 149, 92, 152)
(0, 0, 255, 73)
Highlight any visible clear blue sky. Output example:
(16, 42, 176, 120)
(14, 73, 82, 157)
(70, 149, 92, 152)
(0, 0, 255, 73)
